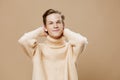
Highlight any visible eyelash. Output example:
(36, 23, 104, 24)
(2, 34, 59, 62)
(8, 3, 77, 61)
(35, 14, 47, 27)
(57, 21, 61, 24)
(49, 22, 53, 24)
(48, 21, 61, 25)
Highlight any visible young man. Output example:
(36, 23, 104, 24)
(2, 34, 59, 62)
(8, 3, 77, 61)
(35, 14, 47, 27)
(18, 9, 88, 80)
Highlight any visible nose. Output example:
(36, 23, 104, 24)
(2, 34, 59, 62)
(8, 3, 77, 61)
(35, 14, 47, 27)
(54, 23, 58, 28)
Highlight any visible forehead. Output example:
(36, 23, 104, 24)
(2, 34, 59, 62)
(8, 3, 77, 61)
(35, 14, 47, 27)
(46, 13, 62, 22)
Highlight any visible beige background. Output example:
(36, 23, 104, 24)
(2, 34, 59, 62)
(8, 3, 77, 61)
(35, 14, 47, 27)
(0, 0, 120, 80)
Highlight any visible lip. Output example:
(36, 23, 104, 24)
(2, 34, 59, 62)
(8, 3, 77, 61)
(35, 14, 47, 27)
(52, 29, 60, 32)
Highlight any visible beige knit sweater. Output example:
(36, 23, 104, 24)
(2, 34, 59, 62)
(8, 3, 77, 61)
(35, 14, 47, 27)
(18, 27, 88, 80)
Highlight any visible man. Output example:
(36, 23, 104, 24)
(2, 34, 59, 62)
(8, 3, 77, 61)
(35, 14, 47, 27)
(18, 9, 88, 80)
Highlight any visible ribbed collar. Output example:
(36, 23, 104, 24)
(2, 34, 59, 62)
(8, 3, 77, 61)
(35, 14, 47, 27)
(45, 36, 66, 48)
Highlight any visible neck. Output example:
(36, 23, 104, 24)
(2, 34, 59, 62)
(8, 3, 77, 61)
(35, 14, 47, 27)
(45, 36, 66, 48)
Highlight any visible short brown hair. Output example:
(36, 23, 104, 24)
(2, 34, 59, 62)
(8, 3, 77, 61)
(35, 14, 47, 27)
(42, 9, 65, 26)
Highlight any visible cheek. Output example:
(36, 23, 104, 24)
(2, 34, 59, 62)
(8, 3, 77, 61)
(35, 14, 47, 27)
(46, 25, 52, 30)
(60, 26, 64, 30)
(46, 27, 53, 33)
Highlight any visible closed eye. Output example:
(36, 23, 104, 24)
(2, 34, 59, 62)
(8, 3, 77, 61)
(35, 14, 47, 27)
(56, 20, 62, 24)
(48, 22, 53, 25)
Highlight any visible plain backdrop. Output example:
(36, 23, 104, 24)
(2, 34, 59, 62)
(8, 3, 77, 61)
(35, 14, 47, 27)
(0, 0, 120, 80)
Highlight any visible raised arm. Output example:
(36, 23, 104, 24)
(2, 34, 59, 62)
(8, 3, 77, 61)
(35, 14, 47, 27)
(18, 27, 46, 58)
(64, 28, 88, 62)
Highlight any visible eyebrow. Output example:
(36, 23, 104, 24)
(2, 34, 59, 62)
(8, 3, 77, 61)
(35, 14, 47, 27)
(47, 21, 53, 23)
(48, 19, 61, 22)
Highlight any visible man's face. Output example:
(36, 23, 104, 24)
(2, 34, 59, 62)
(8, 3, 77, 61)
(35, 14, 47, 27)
(45, 13, 64, 39)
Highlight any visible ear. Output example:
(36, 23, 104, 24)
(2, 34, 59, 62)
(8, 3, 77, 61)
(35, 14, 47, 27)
(43, 26, 48, 33)
(43, 26, 48, 34)
(62, 21, 65, 27)
(43, 25, 47, 31)
(44, 27, 48, 32)
(63, 23, 65, 30)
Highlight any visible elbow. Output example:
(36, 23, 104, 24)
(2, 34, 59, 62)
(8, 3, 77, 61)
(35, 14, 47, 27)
(18, 37, 23, 44)
(18, 34, 28, 45)
(79, 36, 88, 46)
(79, 37, 88, 53)
(72, 33, 88, 46)
(83, 37, 88, 45)
(18, 34, 37, 48)
(18, 37, 25, 46)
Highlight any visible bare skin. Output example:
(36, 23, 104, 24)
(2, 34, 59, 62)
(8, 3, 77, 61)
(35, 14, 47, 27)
(44, 13, 64, 39)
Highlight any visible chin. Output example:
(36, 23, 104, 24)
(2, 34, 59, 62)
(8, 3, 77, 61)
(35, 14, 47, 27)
(52, 36, 61, 39)
(51, 34, 63, 39)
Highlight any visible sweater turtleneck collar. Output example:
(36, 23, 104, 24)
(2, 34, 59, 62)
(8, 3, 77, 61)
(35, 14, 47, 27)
(45, 36, 66, 48)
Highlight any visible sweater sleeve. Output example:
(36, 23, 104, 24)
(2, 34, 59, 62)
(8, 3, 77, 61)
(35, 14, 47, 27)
(18, 27, 46, 58)
(64, 28, 88, 62)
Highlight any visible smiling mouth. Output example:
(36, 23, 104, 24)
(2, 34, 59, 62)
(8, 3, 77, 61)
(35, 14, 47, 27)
(52, 29, 60, 32)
